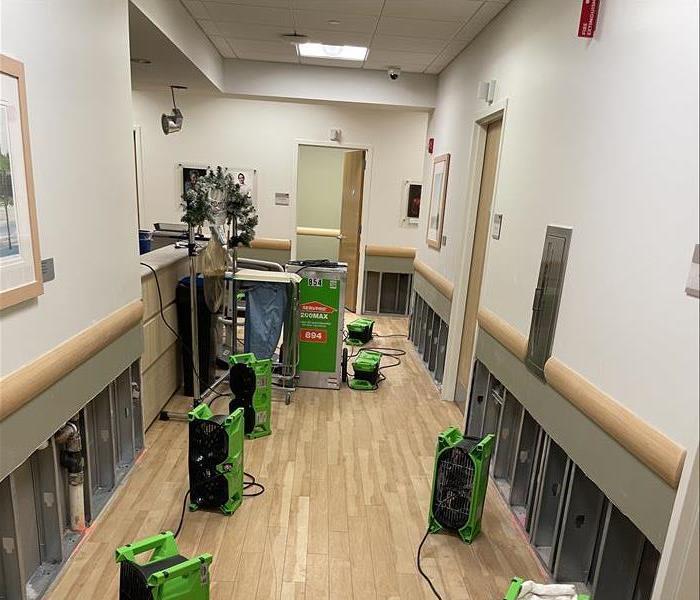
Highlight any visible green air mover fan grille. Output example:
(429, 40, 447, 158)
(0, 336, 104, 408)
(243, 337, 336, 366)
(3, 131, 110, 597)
(229, 353, 272, 439)
(190, 470, 229, 509)
(188, 404, 244, 515)
(229, 362, 257, 399)
(119, 559, 153, 600)
(432, 444, 476, 530)
(428, 428, 495, 544)
(189, 415, 228, 467)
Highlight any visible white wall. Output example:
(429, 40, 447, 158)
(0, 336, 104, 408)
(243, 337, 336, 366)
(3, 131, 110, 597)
(420, 0, 699, 451)
(131, 0, 224, 90)
(0, 1, 141, 375)
(421, 0, 699, 591)
(132, 90, 429, 252)
(223, 59, 437, 110)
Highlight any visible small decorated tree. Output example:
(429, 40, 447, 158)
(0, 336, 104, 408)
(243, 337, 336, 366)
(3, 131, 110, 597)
(182, 166, 258, 247)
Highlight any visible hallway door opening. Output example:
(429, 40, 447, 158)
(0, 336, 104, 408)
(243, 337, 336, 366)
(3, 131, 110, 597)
(295, 145, 366, 312)
(454, 118, 503, 413)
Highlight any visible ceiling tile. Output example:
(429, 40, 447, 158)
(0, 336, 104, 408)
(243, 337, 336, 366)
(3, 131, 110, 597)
(425, 40, 466, 73)
(228, 39, 299, 62)
(197, 19, 221, 36)
(454, 1, 507, 42)
(216, 22, 291, 40)
(364, 48, 435, 70)
(383, 0, 483, 22)
(372, 34, 446, 54)
(300, 29, 372, 47)
(209, 35, 237, 58)
(293, 10, 378, 34)
(300, 57, 363, 69)
(291, 0, 383, 16)
(210, 0, 290, 6)
(182, 0, 209, 20)
(203, 2, 292, 26)
(363, 61, 429, 73)
(377, 16, 463, 40)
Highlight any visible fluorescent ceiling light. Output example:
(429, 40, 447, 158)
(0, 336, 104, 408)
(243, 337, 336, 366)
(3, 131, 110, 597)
(297, 43, 367, 61)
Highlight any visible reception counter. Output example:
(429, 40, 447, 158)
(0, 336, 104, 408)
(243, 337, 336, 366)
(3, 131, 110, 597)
(139, 245, 190, 426)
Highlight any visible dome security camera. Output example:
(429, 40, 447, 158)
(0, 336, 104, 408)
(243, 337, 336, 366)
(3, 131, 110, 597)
(387, 66, 401, 81)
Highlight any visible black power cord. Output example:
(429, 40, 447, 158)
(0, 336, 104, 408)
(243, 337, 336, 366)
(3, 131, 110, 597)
(140, 261, 205, 386)
(172, 471, 266, 538)
(417, 529, 444, 599)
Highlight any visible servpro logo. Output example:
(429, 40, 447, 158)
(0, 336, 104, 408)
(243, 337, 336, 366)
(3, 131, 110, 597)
(300, 301, 335, 314)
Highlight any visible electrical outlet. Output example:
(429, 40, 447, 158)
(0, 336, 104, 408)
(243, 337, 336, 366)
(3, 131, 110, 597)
(41, 257, 55, 282)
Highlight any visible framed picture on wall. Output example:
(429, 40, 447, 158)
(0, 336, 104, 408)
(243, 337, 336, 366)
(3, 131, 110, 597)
(178, 164, 258, 208)
(402, 180, 422, 226)
(426, 153, 450, 250)
(0, 55, 43, 310)
(181, 164, 208, 197)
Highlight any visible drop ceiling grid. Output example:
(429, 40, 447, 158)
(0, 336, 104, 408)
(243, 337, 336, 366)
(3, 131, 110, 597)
(181, 0, 510, 73)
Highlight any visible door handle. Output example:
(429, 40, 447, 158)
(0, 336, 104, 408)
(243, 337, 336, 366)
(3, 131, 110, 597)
(532, 287, 544, 310)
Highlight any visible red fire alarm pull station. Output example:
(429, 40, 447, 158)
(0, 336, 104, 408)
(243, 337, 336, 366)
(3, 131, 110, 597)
(578, 0, 600, 38)
(428, 138, 434, 154)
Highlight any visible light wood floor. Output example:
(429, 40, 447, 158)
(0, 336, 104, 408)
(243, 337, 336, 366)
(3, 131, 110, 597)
(46, 315, 546, 600)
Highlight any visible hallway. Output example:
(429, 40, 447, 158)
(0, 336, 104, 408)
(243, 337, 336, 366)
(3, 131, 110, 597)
(45, 316, 545, 599)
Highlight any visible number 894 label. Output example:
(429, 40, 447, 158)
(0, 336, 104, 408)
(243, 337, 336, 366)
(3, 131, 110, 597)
(299, 328, 327, 343)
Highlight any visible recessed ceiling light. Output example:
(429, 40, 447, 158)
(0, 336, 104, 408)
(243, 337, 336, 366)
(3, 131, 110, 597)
(327, 19, 341, 25)
(130, 57, 152, 65)
(297, 43, 368, 61)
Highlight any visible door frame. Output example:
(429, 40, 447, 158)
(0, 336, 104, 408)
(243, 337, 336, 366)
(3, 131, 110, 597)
(292, 139, 374, 312)
(132, 126, 145, 229)
(441, 99, 509, 417)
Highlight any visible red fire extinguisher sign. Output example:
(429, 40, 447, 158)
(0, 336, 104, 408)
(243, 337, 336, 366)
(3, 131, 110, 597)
(578, 0, 600, 38)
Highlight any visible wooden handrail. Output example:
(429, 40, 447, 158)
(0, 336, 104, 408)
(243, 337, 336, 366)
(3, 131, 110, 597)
(296, 227, 341, 238)
(365, 245, 416, 259)
(250, 237, 292, 251)
(0, 299, 144, 422)
(413, 258, 454, 300)
(475, 307, 686, 489)
(544, 357, 686, 489)
(477, 308, 528, 362)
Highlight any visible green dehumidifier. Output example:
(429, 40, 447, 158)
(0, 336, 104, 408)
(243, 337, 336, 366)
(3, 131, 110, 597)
(346, 317, 375, 345)
(348, 349, 382, 390)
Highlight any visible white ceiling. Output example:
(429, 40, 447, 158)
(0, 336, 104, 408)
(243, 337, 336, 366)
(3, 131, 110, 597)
(179, 0, 510, 74)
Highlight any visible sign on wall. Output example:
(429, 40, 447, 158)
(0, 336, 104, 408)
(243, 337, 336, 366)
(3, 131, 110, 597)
(578, 0, 601, 38)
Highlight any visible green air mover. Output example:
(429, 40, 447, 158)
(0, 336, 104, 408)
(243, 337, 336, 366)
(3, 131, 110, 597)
(428, 428, 495, 543)
(348, 349, 382, 390)
(116, 531, 212, 600)
(346, 317, 375, 346)
(229, 353, 272, 439)
(188, 404, 244, 515)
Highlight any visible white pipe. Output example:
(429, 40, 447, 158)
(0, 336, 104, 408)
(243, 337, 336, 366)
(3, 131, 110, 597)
(68, 473, 85, 531)
(55, 419, 86, 532)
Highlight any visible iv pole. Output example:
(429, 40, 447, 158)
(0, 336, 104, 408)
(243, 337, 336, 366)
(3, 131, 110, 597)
(159, 222, 201, 421)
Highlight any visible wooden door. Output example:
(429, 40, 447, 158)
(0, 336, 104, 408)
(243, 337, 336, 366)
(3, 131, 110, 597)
(338, 150, 365, 311)
(455, 119, 502, 413)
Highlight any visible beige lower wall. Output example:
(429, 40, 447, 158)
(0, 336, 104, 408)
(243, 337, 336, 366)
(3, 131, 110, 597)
(475, 328, 676, 549)
(0, 325, 142, 481)
(140, 246, 190, 427)
(413, 271, 452, 324)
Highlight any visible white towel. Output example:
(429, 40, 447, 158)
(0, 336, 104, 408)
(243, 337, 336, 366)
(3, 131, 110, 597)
(517, 581, 578, 600)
